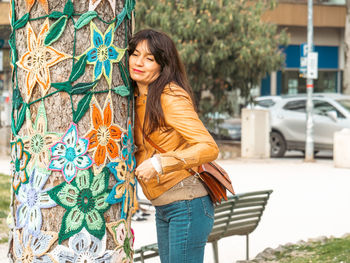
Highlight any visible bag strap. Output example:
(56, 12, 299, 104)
(135, 114, 198, 176)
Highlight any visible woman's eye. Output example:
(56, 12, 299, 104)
(131, 53, 138, 56)
(147, 58, 154, 61)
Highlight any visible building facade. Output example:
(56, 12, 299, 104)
(261, 0, 346, 95)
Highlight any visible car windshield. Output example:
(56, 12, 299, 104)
(336, 99, 350, 112)
(255, 99, 276, 108)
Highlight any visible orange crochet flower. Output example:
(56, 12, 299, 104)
(85, 94, 123, 171)
(25, 0, 49, 14)
(17, 19, 69, 102)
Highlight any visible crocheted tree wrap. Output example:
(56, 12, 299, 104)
(106, 161, 135, 220)
(10, 138, 31, 194)
(48, 123, 93, 183)
(10, 0, 136, 259)
(22, 101, 62, 170)
(121, 118, 136, 172)
(47, 168, 111, 244)
(107, 219, 134, 262)
(13, 229, 58, 262)
(84, 93, 124, 173)
(50, 228, 114, 262)
(16, 167, 56, 237)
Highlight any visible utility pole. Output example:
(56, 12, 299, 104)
(305, 0, 314, 162)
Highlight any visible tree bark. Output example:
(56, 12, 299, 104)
(344, 0, 350, 94)
(9, 0, 133, 261)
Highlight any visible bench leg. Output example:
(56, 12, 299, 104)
(212, 241, 219, 263)
(246, 234, 249, 260)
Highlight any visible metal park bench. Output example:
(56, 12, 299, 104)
(133, 190, 273, 263)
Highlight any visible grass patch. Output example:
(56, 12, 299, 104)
(0, 174, 11, 244)
(257, 236, 350, 263)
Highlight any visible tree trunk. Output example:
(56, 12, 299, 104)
(9, 0, 134, 261)
(344, 0, 350, 94)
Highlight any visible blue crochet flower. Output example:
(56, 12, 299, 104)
(121, 118, 136, 172)
(85, 22, 126, 86)
(106, 162, 135, 219)
(48, 123, 93, 183)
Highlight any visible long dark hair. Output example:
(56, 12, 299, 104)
(128, 29, 196, 136)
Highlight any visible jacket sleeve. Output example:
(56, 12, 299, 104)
(158, 86, 219, 174)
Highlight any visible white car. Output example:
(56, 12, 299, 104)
(254, 93, 350, 157)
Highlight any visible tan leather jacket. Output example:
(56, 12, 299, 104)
(135, 83, 219, 200)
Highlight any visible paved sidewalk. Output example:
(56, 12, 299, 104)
(1, 156, 350, 262)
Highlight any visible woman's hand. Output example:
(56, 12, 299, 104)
(135, 158, 158, 182)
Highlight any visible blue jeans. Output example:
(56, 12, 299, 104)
(155, 195, 214, 263)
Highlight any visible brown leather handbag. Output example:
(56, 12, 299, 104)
(190, 161, 235, 205)
(136, 116, 235, 205)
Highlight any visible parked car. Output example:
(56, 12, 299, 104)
(254, 93, 350, 157)
(205, 112, 241, 141)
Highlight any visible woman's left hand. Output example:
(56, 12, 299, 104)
(135, 158, 158, 182)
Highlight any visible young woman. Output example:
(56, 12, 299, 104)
(129, 29, 219, 263)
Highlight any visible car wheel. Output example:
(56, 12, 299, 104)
(270, 131, 286, 157)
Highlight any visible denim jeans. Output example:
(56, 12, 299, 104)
(155, 195, 214, 263)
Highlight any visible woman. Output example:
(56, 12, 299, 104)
(129, 29, 219, 263)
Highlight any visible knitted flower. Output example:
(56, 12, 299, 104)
(48, 123, 93, 183)
(10, 138, 31, 194)
(106, 162, 135, 219)
(22, 101, 61, 170)
(17, 19, 69, 102)
(85, 22, 126, 86)
(84, 95, 123, 172)
(13, 230, 57, 263)
(107, 220, 134, 263)
(48, 168, 110, 244)
(50, 228, 114, 262)
(121, 118, 136, 172)
(16, 167, 56, 237)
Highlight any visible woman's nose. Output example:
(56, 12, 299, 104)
(135, 56, 143, 66)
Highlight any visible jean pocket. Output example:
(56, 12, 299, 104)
(200, 196, 214, 220)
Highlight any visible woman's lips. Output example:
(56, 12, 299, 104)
(133, 69, 144, 73)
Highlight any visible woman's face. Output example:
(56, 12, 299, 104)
(129, 40, 161, 87)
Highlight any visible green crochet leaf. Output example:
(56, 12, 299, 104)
(12, 89, 23, 110)
(69, 54, 87, 82)
(16, 103, 27, 134)
(118, 62, 131, 88)
(44, 15, 68, 46)
(63, 0, 74, 17)
(125, 0, 136, 19)
(14, 13, 29, 30)
(73, 92, 93, 123)
(71, 80, 98, 95)
(114, 8, 127, 32)
(51, 81, 72, 93)
(75, 11, 98, 30)
(49, 11, 63, 19)
(113, 85, 130, 97)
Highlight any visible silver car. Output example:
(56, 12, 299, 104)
(254, 94, 350, 157)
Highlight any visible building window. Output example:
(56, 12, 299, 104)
(281, 70, 338, 95)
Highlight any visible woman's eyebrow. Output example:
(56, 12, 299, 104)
(135, 48, 153, 56)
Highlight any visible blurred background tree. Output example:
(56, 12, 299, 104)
(135, 0, 288, 121)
